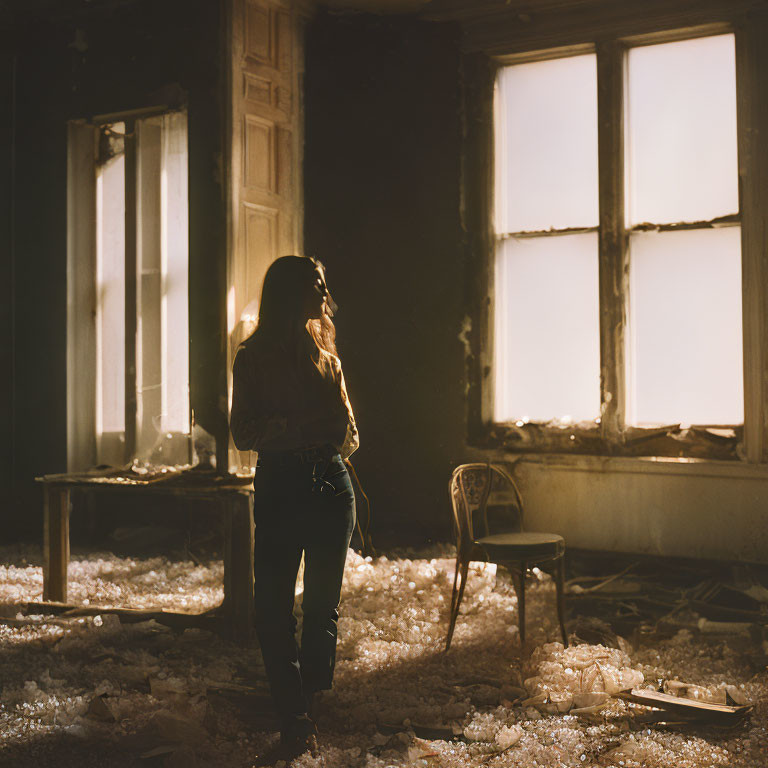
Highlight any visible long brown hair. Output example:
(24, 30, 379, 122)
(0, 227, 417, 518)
(248, 255, 338, 358)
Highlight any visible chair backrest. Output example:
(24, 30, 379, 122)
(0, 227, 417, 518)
(449, 463, 524, 551)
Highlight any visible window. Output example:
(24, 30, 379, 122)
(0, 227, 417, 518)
(491, 32, 745, 454)
(494, 54, 600, 425)
(68, 110, 190, 470)
(625, 36, 742, 427)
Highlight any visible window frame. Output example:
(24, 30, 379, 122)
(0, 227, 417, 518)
(463, 9, 768, 463)
(67, 105, 192, 471)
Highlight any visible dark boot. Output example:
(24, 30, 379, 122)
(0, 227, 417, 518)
(253, 716, 319, 767)
(280, 714, 319, 758)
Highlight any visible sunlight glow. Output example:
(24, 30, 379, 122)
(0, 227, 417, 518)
(494, 233, 601, 423)
(626, 34, 738, 225)
(495, 54, 599, 233)
(627, 227, 743, 426)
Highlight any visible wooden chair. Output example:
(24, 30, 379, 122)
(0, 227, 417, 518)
(445, 462, 568, 651)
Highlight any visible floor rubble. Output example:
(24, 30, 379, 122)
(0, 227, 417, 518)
(0, 544, 766, 767)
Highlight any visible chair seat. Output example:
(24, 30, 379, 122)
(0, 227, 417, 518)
(476, 531, 564, 560)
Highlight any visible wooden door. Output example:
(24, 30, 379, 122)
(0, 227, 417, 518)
(227, 0, 308, 467)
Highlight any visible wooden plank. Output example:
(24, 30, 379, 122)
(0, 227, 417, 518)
(43, 487, 70, 603)
(12, 603, 227, 636)
(36, 470, 253, 490)
(735, 12, 768, 463)
(499, 225, 598, 239)
(124, 118, 137, 463)
(596, 41, 626, 444)
(616, 688, 752, 722)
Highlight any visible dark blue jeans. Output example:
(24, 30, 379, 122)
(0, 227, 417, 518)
(252, 454, 356, 725)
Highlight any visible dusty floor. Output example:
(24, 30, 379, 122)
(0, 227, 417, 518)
(0, 544, 766, 767)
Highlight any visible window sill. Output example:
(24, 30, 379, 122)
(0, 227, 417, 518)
(490, 451, 768, 480)
(471, 422, 744, 461)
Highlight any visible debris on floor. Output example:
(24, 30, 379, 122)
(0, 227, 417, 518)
(616, 688, 751, 725)
(0, 544, 766, 767)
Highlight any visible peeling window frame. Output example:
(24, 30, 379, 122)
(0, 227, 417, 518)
(67, 104, 191, 472)
(463, 11, 768, 463)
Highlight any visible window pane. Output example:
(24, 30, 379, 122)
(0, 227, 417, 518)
(136, 112, 190, 464)
(626, 35, 738, 225)
(495, 54, 599, 233)
(160, 111, 190, 436)
(96, 149, 125, 441)
(628, 227, 743, 426)
(494, 233, 600, 423)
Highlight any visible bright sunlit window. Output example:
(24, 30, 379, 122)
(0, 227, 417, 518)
(96, 125, 127, 448)
(493, 33, 744, 433)
(494, 54, 600, 424)
(94, 111, 190, 466)
(626, 34, 743, 426)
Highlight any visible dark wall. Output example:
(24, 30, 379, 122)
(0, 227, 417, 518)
(5, 0, 225, 540)
(305, 11, 467, 546)
(1, 50, 14, 535)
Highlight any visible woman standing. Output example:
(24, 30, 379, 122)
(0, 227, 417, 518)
(230, 255, 358, 759)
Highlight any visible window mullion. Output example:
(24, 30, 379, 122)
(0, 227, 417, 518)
(596, 41, 627, 445)
(124, 118, 138, 464)
(736, 16, 768, 463)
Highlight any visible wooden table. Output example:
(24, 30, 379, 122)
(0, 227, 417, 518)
(35, 469, 255, 644)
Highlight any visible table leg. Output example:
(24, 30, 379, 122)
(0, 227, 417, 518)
(556, 554, 568, 648)
(223, 492, 255, 644)
(517, 560, 527, 648)
(43, 486, 70, 602)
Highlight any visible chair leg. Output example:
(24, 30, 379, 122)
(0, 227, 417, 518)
(449, 556, 461, 615)
(555, 554, 568, 648)
(515, 561, 527, 648)
(445, 558, 470, 651)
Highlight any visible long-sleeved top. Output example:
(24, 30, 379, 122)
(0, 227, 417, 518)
(230, 329, 359, 459)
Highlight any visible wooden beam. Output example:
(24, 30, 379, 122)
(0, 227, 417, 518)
(596, 41, 626, 444)
(736, 12, 768, 463)
(460, 53, 497, 438)
(616, 688, 752, 724)
(124, 118, 137, 463)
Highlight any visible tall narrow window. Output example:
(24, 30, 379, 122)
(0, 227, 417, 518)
(626, 35, 743, 426)
(71, 110, 190, 470)
(494, 54, 600, 424)
(95, 125, 127, 465)
(134, 112, 190, 462)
